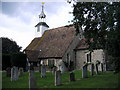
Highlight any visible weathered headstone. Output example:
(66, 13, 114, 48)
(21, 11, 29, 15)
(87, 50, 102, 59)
(6, 67, 11, 77)
(101, 63, 104, 72)
(69, 72, 75, 81)
(91, 64, 94, 76)
(53, 67, 57, 75)
(104, 62, 107, 71)
(11, 66, 18, 81)
(95, 64, 99, 75)
(38, 64, 41, 73)
(61, 65, 64, 74)
(29, 70, 37, 88)
(41, 65, 46, 78)
(55, 70, 62, 86)
(19, 68, 23, 76)
(82, 65, 88, 78)
(30, 63, 34, 71)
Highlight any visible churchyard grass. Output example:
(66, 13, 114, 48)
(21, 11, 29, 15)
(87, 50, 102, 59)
(2, 70, 119, 88)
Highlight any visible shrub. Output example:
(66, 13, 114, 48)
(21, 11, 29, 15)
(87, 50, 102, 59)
(11, 52, 27, 70)
(2, 54, 11, 70)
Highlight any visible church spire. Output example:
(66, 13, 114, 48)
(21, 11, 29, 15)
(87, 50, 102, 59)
(39, 2, 46, 22)
(35, 2, 49, 38)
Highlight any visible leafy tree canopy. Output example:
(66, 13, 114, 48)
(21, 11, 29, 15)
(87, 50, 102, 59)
(1, 37, 22, 54)
(72, 2, 120, 72)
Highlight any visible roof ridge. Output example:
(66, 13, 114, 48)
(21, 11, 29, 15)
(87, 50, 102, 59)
(46, 24, 74, 31)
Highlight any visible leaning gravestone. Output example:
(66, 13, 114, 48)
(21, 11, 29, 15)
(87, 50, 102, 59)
(19, 67, 23, 76)
(101, 63, 104, 72)
(91, 64, 94, 76)
(55, 70, 62, 86)
(69, 72, 75, 81)
(38, 64, 41, 73)
(95, 64, 99, 75)
(11, 66, 18, 81)
(53, 67, 57, 75)
(41, 65, 46, 78)
(29, 70, 37, 88)
(82, 65, 88, 78)
(6, 67, 11, 77)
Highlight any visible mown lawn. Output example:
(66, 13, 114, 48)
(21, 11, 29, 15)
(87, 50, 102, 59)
(2, 70, 119, 88)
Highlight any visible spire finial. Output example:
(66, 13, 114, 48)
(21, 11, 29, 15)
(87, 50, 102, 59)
(42, 2, 45, 4)
(39, 2, 46, 21)
(41, 2, 44, 12)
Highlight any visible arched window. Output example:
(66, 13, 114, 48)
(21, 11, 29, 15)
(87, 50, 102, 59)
(87, 52, 91, 62)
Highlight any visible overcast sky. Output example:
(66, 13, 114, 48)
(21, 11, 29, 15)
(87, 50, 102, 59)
(0, 0, 74, 51)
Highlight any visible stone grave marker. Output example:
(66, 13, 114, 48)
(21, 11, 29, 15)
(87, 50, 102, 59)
(95, 64, 99, 75)
(30, 63, 34, 71)
(61, 65, 64, 74)
(11, 66, 18, 81)
(55, 70, 62, 86)
(82, 65, 88, 78)
(53, 67, 57, 75)
(69, 72, 75, 81)
(29, 70, 37, 88)
(19, 67, 23, 76)
(91, 64, 94, 76)
(41, 65, 46, 78)
(6, 67, 11, 77)
(38, 64, 41, 73)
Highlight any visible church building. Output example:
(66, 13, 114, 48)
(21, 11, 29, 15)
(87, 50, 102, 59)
(24, 3, 107, 72)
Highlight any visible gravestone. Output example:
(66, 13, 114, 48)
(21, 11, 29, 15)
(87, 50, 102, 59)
(95, 64, 99, 75)
(53, 67, 57, 75)
(69, 72, 75, 81)
(91, 64, 94, 76)
(30, 63, 34, 71)
(61, 65, 64, 74)
(82, 65, 88, 78)
(38, 64, 41, 73)
(29, 70, 37, 88)
(11, 66, 18, 81)
(101, 63, 104, 72)
(41, 65, 46, 78)
(55, 70, 62, 86)
(19, 68, 23, 76)
(6, 67, 11, 77)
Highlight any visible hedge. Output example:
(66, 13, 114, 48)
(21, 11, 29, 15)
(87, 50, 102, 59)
(11, 53, 27, 70)
(2, 54, 11, 70)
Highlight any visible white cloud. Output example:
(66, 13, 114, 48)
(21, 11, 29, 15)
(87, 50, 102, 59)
(0, 14, 35, 50)
(47, 3, 73, 29)
(0, 2, 74, 51)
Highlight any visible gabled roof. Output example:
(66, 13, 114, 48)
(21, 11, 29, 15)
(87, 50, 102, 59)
(25, 50, 40, 62)
(75, 38, 88, 50)
(35, 22, 49, 28)
(25, 25, 76, 60)
(25, 37, 41, 50)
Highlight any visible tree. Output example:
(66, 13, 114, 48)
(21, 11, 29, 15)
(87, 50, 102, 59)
(72, 2, 120, 73)
(1, 37, 22, 54)
(1, 37, 22, 70)
(11, 52, 27, 70)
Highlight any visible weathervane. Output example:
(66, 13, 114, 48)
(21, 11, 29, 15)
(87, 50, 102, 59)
(42, 2, 45, 4)
(39, 2, 46, 22)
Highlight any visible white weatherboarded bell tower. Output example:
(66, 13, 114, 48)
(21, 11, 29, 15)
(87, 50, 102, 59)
(35, 2, 49, 37)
